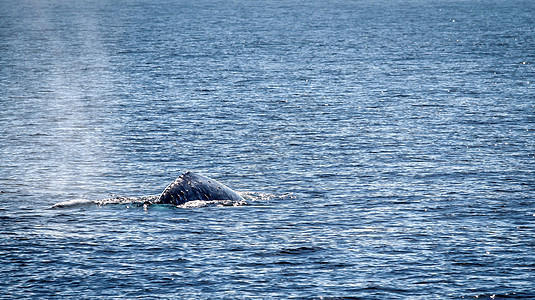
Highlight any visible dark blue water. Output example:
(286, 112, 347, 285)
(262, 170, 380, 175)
(1, 0, 534, 298)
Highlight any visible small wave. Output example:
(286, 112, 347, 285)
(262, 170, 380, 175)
(52, 192, 281, 209)
(96, 195, 157, 206)
(177, 199, 248, 208)
(468, 292, 527, 299)
(51, 198, 96, 208)
(279, 246, 322, 255)
(239, 191, 293, 201)
(52, 195, 158, 209)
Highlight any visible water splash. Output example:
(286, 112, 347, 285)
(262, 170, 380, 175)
(51, 195, 157, 209)
(51, 192, 289, 209)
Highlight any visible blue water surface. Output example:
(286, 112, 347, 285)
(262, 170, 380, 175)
(1, 0, 534, 298)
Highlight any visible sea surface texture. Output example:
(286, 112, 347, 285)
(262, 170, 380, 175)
(1, 0, 534, 298)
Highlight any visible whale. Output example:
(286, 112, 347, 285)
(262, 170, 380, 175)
(51, 171, 244, 209)
(153, 171, 244, 205)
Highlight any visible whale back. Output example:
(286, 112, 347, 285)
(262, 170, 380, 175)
(158, 171, 243, 205)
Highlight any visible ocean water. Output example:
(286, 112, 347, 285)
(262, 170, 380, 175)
(1, 0, 534, 298)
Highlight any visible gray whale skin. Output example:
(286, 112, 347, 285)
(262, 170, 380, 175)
(154, 171, 243, 205)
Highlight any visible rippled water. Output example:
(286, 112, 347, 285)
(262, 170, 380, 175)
(1, 0, 534, 298)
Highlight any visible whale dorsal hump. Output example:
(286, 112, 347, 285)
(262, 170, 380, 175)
(157, 171, 243, 205)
